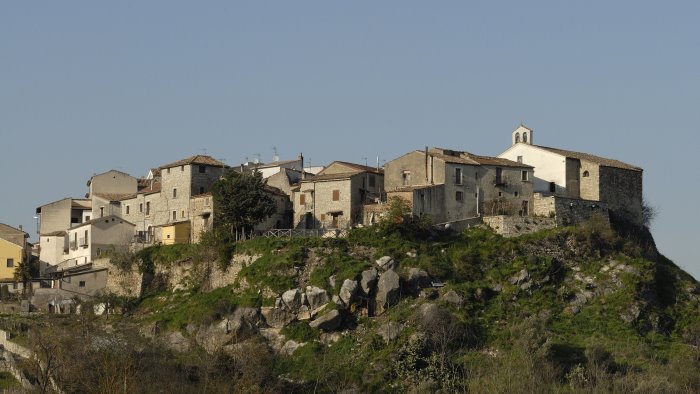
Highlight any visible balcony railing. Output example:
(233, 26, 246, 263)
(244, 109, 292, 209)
(79, 238, 88, 247)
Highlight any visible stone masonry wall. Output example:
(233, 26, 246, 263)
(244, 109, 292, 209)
(483, 215, 557, 237)
(533, 194, 610, 227)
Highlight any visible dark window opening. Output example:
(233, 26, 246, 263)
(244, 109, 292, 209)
(456, 191, 464, 201)
(582, 170, 590, 178)
(79, 281, 85, 287)
(549, 182, 556, 193)
(199, 165, 206, 173)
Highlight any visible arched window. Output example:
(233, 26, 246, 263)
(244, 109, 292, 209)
(582, 170, 590, 178)
(523, 132, 528, 143)
(514, 133, 520, 143)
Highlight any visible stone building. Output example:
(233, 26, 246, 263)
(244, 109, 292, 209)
(498, 125, 644, 224)
(120, 155, 227, 244)
(293, 161, 384, 229)
(384, 148, 534, 225)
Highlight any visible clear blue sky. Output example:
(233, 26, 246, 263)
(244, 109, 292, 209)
(2, 1, 698, 278)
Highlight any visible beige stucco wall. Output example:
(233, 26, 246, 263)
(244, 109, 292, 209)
(499, 144, 568, 194)
(89, 170, 137, 197)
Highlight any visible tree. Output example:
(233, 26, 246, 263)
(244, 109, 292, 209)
(14, 254, 39, 298)
(211, 170, 276, 237)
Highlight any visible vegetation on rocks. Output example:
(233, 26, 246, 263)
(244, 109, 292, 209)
(3, 213, 699, 393)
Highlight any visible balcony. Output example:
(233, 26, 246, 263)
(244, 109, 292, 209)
(69, 241, 77, 251)
(492, 176, 508, 187)
(79, 238, 88, 248)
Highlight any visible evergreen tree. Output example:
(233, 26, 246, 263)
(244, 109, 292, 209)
(211, 170, 276, 236)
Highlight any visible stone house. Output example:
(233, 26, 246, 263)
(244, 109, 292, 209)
(498, 125, 644, 223)
(86, 170, 137, 198)
(120, 155, 227, 244)
(384, 148, 534, 224)
(190, 186, 293, 242)
(293, 161, 384, 229)
(55, 216, 135, 270)
(0, 224, 29, 280)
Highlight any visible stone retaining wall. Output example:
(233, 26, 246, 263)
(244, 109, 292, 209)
(483, 215, 557, 237)
(533, 193, 610, 227)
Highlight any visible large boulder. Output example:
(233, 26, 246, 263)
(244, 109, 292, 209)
(376, 270, 401, 314)
(227, 307, 262, 338)
(309, 309, 342, 331)
(442, 290, 463, 307)
(406, 268, 431, 294)
(377, 322, 403, 343)
(261, 307, 295, 329)
(339, 279, 358, 307)
(165, 331, 191, 353)
(375, 256, 397, 271)
(306, 286, 330, 311)
(360, 268, 378, 296)
(509, 269, 530, 285)
(282, 289, 302, 311)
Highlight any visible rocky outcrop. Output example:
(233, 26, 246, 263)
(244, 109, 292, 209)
(360, 268, 378, 296)
(339, 279, 358, 306)
(309, 309, 342, 331)
(306, 286, 329, 311)
(261, 307, 296, 328)
(282, 289, 302, 311)
(442, 290, 463, 307)
(406, 268, 430, 295)
(376, 270, 401, 314)
(376, 256, 397, 271)
(377, 322, 403, 343)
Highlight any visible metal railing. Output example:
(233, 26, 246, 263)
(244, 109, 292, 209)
(258, 228, 348, 239)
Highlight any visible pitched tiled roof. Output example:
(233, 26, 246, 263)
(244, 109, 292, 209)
(70, 216, 135, 230)
(428, 148, 530, 168)
(159, 155, 227, 170)
(330, 161, 384, 174)
(42, 230, 67, 237)
(93, 193, 134, 202)
(536, 146, 642, 171)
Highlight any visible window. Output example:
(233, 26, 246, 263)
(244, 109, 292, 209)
(199, 165, 206, 174)
(455, 167, 463, 185)
(582, 170, 590, 178)
(495, 167, 503, 184)
(517, 156, 523, 163)
(126, 205, 130, 214)
(515, 191, 519, 197)
(146, 202, 151, 215)
(173, 188, 177, 198)
(549, 182, 556, 192)
(515, 133, 520, 143)
(320, 214, 326, 221)
(173, 211, 177, 220)
(181, 165, 184, 171)
(523, 133, 528, 143)
(456, 191, 464, 201)
(332, 190, 340, 201)
(79, 281, 85, 288)
(521, 170, 529, 181)
(139, 203, 143, 213)
(300, 194, 306, 205)
(205, 197, 210, 206)
(85, 216, 90, 221)
(167, 168, 171, 174)
(99, 207, 104, 218)
(402, 170, 411, 186)
(6, 259, 13, 268)
(498, 191, 503, 197)
(199, 186, 205, 194)
(181, 210, 185, 219)
(369, 175, 376, 188)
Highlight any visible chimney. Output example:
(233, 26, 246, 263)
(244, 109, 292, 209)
(425, 146, 429, 182)
(299, 153, 305, 180)
(18, 225, 23, 231)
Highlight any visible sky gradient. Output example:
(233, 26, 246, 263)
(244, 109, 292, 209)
(2, 1, 698, 278)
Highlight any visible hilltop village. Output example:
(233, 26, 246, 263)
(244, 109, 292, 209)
(0, 125, 643, 312)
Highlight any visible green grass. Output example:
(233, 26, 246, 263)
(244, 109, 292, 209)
(0, 372, 19, 389)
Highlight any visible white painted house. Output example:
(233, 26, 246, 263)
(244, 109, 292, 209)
(61, 216, 135, 269)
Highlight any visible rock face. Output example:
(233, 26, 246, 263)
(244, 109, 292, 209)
(406, 268, 431, 294)
(309, 309, 342, 331)
(339, 279, 358, 306)
(305, 286, 329, 311)
(228, 307, 262, 338)
(360, 268, 378, 296)
(376, 256, 397, 271)
(166, 331, 190, 353)
(509, 269, 530, 285)
(282, 289, 302, 311)
(376, 270, 401, 314)
(442, 290, 463, 306)
(377, 322, 403, 343)
(261, 307, 295, 328)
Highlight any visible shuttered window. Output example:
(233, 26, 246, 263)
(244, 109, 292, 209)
(332, 190, 340, 201)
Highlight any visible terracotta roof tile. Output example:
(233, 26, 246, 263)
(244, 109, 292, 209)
(536, 145, 642, 171)
(159, 155, 227, 170)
